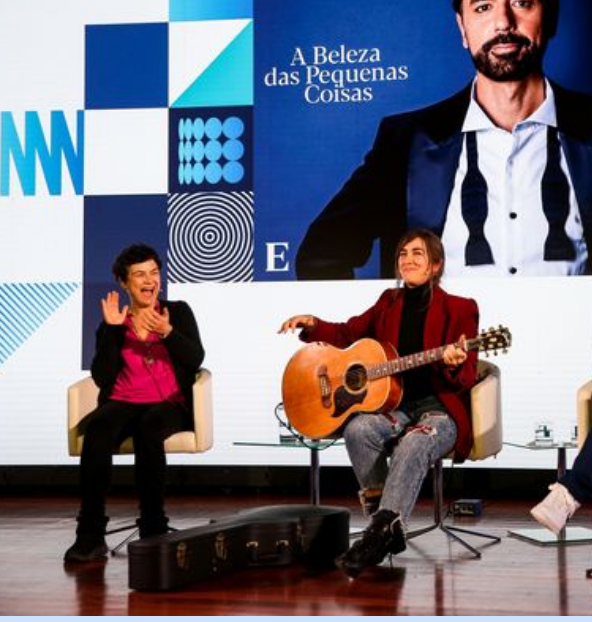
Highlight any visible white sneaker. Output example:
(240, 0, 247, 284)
(530, 483, 581, 535)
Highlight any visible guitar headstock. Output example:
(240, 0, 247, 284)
(475, 325, 512, 356)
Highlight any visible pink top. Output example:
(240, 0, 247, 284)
(110, 317, 184, 404)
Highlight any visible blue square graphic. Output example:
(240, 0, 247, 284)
(169, 107, 253, 193)
(85, 23, 168, 110)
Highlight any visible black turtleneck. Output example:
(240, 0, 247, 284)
(398, 282, 432, 402)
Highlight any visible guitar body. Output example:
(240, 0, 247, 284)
(281, 338, 403, 439)
(281, 326, 512, 440)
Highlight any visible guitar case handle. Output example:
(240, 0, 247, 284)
(246, 539, 293, 565)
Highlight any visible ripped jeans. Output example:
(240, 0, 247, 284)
(342, 395, 457, 527)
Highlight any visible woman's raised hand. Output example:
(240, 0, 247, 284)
(100, 291, 128, 325)
(278, 314, 317, 334)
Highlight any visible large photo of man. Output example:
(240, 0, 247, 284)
(292, 0, 592, 279)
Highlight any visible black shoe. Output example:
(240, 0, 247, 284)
(64, 534, 108, 563)
(335, 509, 406, 578)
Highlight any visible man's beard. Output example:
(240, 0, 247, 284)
(471, 33, 544, 82)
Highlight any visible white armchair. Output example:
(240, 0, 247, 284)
(67, 368, 214, 456)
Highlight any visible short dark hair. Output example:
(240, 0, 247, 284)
(111, 243, 162, 282)
(452, 0, 559, 38)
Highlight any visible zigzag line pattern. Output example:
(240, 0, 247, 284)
(0, 282, 79, 366)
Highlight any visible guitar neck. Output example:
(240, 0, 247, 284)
(368, 338, 479, 379)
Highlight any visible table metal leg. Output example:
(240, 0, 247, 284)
(310, 447, 320, 505)
(557, 446, 567, 479)
(557, 446, 567, 540)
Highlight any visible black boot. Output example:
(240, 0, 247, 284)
(335, 509, 406, 578)
(64, 515, 109, 563)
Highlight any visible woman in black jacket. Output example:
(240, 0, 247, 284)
(65, 244, 205, 563)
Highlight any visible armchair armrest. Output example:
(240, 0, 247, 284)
(468, 360, 503, 461)
(67, 376, 99, 456)
(191, 368, 214, 452)
(577, 379, 592, 449)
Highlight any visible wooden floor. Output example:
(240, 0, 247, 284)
(2, 492, 592, 615)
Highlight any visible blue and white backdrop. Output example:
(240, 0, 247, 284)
(1, 0, 591, 469)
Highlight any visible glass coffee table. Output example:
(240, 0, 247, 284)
(505, 440, 592, 545)
(233, 438, 343, 506)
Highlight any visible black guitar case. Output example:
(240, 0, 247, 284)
(128, 504, 350, 591)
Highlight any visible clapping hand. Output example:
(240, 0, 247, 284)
(141, 306, 173, 338)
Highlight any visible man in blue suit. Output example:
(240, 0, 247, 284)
(296, 0, 592, 280)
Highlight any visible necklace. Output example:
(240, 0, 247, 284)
(142, 341, 155, 366)
(130, 316, 155, 366)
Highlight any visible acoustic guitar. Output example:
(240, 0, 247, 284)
(281, 326, 511, 439)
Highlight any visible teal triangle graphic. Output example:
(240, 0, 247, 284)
(0, 282, 79, 366)
(172, 21, 253, 108)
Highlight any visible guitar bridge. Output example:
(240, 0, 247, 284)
(317, 365, 332, 407)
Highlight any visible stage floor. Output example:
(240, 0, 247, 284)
(1, 492, 592, 615)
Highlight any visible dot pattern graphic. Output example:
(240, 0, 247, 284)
(168, 192, 254, 282)
(177, 115, 246, 186)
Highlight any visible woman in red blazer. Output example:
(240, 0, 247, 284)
(280, 229, 479, 578)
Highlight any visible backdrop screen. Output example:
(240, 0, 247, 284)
(1, 0, 591, 470)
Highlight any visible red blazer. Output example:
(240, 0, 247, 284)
(301, 285, 479, 461)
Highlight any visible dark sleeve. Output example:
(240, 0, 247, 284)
(163, 301, 205, 373)
(300, 290, 392, 348)
(295, 117, 411, 280)
(90, 323, 126, 388)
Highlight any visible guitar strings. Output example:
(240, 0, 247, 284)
(326, 332, 508, 386)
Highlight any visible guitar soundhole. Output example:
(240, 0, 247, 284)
(345, 364, 367, 392)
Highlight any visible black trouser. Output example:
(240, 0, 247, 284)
(561, 429, 592, 504)
(78, 399, 192, 531)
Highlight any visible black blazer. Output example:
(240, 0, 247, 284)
(90, 300, 205, 411)
(296, 82, 592, 279)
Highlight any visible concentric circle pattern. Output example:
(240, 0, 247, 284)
(168, 192, 254, 282)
